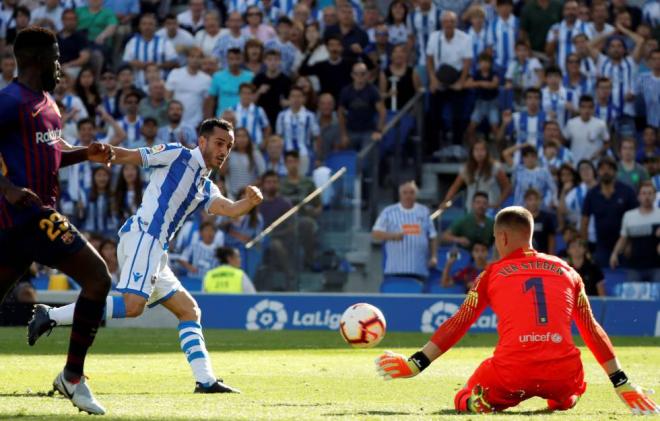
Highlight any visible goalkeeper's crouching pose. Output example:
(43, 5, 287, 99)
(376, 206, 659, 415)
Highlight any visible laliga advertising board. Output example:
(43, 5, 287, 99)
(193, 293, 660, 336)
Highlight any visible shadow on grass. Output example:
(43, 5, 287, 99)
(0, 328, 657, 355)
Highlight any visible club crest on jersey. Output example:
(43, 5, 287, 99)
(61, 231, 74, 245)
(151, 144, 166, 153)
(35, 128, 61, 146)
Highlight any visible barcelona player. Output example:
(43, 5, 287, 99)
(0, 28, 113, 414)
(375, 206, 659, 415)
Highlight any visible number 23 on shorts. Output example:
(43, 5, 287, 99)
(38, 211, 71, 242)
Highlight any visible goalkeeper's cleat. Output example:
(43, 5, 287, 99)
(547, 394, 580, 411)
(468, 384, 494, 414)
(52, 372, 106, 415)
(194, 379, 241, 394)
(28, 304, 56, 346)
(616, 382, 660, 415)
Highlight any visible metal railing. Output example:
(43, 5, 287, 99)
(356, 90, 426, 224)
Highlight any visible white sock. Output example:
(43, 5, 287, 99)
(49, 296, 125, 325)
(178, 321, 216, 386)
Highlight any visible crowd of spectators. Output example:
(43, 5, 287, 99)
(0, 0, 656, 293)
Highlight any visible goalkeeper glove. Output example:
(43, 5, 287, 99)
(611, 370, 660, 415)
(375, 350, 430, 380)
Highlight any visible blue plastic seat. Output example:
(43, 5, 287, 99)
(602, 269, 628, 296)
(32, 275, 49, 290)
(180, 276, 203, 292)
(380, 276, 424, 293)
(428, 284, 466, 294)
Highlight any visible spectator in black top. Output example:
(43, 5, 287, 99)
(566, 237, 605, 296)
(379, 44, 421, 112)
(57, 9, 90, 78)
(338, 62, 386, 151)
(582, 157, 638, 267)
(609, 0, 643, 31)
(253, 49, 292, 127)
(525, 188, 557, 254)
(465, 52, 500, 142)
(5, 6, 30, 46)
(75, 66, 102, 118)
(610, 181, 660, 282)
(299, 34, 373, 103)
(323, 3, 369, 61)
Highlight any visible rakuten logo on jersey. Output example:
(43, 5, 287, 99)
(35, 129, 61, 146)
(519, 332, 563, 344)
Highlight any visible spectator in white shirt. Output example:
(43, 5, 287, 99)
(155, 13, 195, 65)
(165, 46, 211, 129)
(563, 95, 610, 162)
(588, 2, 615, 40)
(194, 10, 225, 57)
(30, 0, 63, 31)
(426, 11, 473, 146)
(177, 0, 205, 35)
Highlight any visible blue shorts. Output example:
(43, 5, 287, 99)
(470, 99, 500, 125)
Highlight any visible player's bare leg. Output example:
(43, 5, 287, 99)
(161, 289, 240, 394)
(49, 243, 111, 415)
(0, 264, 29, 304)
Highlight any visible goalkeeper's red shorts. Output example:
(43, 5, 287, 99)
(454, 357, 587, 412)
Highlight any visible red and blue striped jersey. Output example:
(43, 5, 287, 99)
(0, 81, 63, 229)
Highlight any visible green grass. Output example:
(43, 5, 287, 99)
(0, 328, 657, 420)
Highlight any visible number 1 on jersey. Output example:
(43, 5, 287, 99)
(524, 277, 548, 325)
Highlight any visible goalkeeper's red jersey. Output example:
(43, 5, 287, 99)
(430, 248, 615, 377)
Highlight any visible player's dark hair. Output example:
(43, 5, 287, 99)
(494, 206, 533, 235)
(13, 26, 57, 62)
(216, 246, 239, 264)
(76, 117, 95, 130)
(284, 150, 300, 160)
(473, 191, 489, 201)
(579, 94, 594, 106)
(199, 118, 233, 138)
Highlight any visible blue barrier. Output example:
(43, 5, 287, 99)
(192, 293, 659, 336)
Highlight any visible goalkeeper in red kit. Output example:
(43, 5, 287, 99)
(376, 206, 659, 415)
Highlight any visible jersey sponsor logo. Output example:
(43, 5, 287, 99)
(35, 128, 62, 146)
(246, 299, 288, 330)
(133, 272, 143, 283)
(518, 332, 563, 343)
(402, 224, 421, 235)
(420, 300, 497, 333)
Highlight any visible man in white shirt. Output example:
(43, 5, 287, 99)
(563, 95, 610, 162)
(425, 11, 473, 146)
(587, 2, 614, 40)
(30, 0, 63, 31)
(156, 14, 195, 65)
(194, 10, 225, 57)
(166, 46, 211, 128)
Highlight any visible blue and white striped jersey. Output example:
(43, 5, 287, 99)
(120, 116, 144, 148)
(635, 72, 660, 128)
(233, 103, 270, 147)
(275, 106, 320, 157)
(594, 98, 619, 126)
(597, 54, 637, 116)
(119, 144, 223, 247)
(468, 26, 488, 73)
(563, 74, 594, 98)
(546, 19, 590, 73)
(122, 35, 177, 89)
(225, 0, 256, 14)
(181, 240, 220, 276)
(373, 203, 437, 277)
(564, 182, 596, 242)
(505, 57, 543, 89)
(487, 14, 518, 71)
(541, 86, 576, 129)
(212, 33, 249, 69)
(513, 165, 557, 210)
(407, 4, 442, 67)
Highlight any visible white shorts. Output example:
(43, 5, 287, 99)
(116, 230, 182, 307)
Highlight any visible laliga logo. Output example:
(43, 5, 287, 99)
(246, 299, 288, 330)
(420, 301, 498, 333)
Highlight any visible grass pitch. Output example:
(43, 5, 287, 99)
(0, 328, 657, 420)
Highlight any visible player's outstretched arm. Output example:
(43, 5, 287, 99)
(376, 273, 489, 380)
(59, 142, 114, 168)
(109, 146, 144, 166)
(573, 286, 660, 415)
(208, 185, 263, 218)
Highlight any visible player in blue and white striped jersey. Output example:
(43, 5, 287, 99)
(40, 119, 262, 394)
(486, 0, 518, 77)
(276, 86, 320, 175)
(406, 0, 441, 75)
(372, 181, 437, 280)
(122, 14, 178, 90)
(545, 0, 590, 74)
(233, 83, 271, 148)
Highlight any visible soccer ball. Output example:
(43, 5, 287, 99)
(339, 303, 387, 348)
